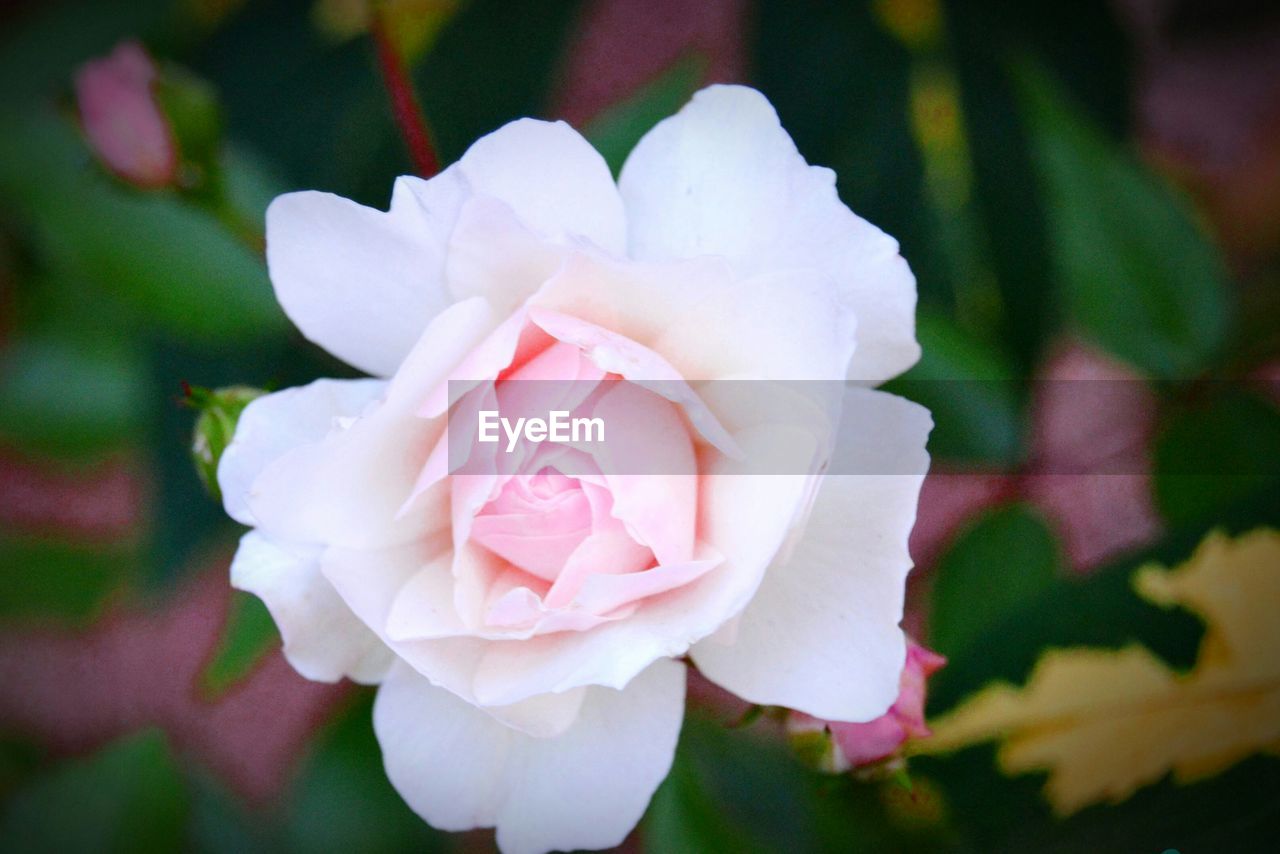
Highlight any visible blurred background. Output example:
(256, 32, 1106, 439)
(0, 0, 1278, 850)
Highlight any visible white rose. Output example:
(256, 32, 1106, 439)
(218, 85, 930, 854)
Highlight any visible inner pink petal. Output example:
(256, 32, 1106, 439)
(470, 483, 592, 580)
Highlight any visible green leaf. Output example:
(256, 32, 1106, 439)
(154, 65, 223, 170)
(929, 504, 1062, 660)
(642, 716, 948, 853)
(0, 109, 285, 346)
(583, 53, 706, 176)
(644, 754, 761, 853)
(0, 0, 175, 106)
(1153, 389, 1280, 527)
(884, 310, 1023, 464)
(0, 330, 149, 456)
(1014, 60, 1230, 379)
(284, 695, 455, 854)
(0, 730, 187, 853)
(186, 695, 454, 853)
(0, 534, 137, 623)
(201, 590, 278, 698)
(415, 0, 584, 166)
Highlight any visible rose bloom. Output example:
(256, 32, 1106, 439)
(219, 85, 930, 853)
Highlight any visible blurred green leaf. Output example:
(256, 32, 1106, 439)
(1014, 60, 1229, 379)
(929, 504, 1062, 660)
(1154, 390, 1280, 527)
(415, 0, 583, 166)
(217, 144, 287, 237)
(0, 109, 285, 346)
(187, 694, 454, 853)
(643, 747, 761, 853)
(0, 0, 176, 106)
(285, 695, 455, 853)
(0, 534, 136, 623)
(201, 589, 278, 698)
(155, 64, 224, 170)
(0, 730, 187, 854)
(643, 716, 948, 854)
(583, 53, 706, 176)
(885, 310, 1023, 464)
(0, 330, 148, 456)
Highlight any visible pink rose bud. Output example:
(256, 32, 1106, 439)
(74, 40, 177, 188)
(789, 640, 946, 772)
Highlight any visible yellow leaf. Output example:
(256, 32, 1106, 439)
(919, 527, 1280, 815)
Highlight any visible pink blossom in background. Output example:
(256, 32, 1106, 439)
(553, 0, 746, 126)
(1023, 338, 1163, 571)
(909, 338, 1164, 578)
(0, 447, 144, 543)
(74, 40, 177, 188)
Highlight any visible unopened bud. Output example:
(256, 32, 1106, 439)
(75, 40, 177, 188)
(787, 640, 945, 773)
(189, 385, 265, 501)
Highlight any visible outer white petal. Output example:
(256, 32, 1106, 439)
(247, 299, 494, 549)
(268, 119, 623, 376)
(373, 658, 685, 854)
(265, 174, 467, 377)
(431, 117, 626, 255)
(230, 531, 391, 683)
(529, 250, 852, 382)
(619, 84, 919, 383)
(690, 389, 932, 721)
(217, 378, 386, 526)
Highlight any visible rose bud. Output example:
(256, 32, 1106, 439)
(189, 385, 265, 502)
(74, 40, 177, 188)
(789, 640, 945, 774)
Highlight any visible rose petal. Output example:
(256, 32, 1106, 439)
(372, 658, 685, 854)
(409, 117, 626, 255)
(247, 300, 493, 549)
(530, 251, 852, 382)
(619, 84, 918, 383)
(217, 377, 385, 526)
(265, 174, 466, 376)
(230, 531, 392, 683)
(691, 389, 932, 721)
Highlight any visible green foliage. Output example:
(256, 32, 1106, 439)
(885, 311, 1023, 464)
(0, 329, 148, 457)
(584, 54, 706, 176)
(0, 730, 187, 854)
(201, 590, 278, 698)
(1014, 60, 1230, 379)
(643, 716, 952, 853)
(1154, 389, 1280, 527)
(186, 695, 455, 854)
(0, 110, 285, 346)
(929, 504, 1062, 660)
(0, 534, 136, 623)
